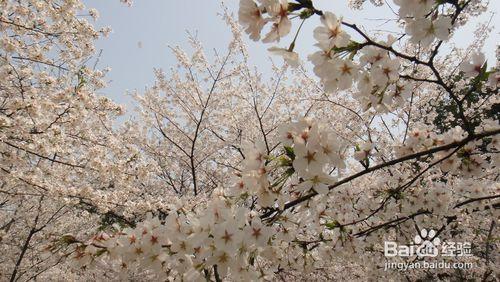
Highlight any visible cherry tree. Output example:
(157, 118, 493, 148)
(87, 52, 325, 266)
(1, 0, 499, 281)
(0, 1, 154, 280)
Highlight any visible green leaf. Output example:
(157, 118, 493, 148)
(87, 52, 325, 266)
(299, 9, 314, 19)
(325, 220, 340, 230)
(284, 146, 295, 160)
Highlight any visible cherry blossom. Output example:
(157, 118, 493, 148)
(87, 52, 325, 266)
(405, 16, 452, 46)
(262, 0, 291, 43)
(370, 58, 400, 86)
(239, 0, 266, 41)
(2, 0, 499, 281)
(487, 71, 499, 89)
(394, 0, 435, 19)
(268, 46, 300, 67)
(313, 12, 351, 49)
(460, 52, 486, 77)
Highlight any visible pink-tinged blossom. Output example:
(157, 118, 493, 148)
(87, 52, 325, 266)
(268, 46, 300, 67)
(405, 16, 452, 46)
(370, 58, 400, 87)
(313, 12, 351, 49)
(239, 0, 266, 41)
(296, 172, 336, 195)
(394, 0, 435, 18)
(487, 71, 499, 89)
(460, 52, 486, 77)
(262, 0, 291, 43)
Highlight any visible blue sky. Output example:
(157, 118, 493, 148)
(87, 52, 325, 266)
(83, 0, 499, 114)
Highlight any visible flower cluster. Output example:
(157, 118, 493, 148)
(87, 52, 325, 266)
(459, 51, 499, 90)
(66, 202, 274, 280)
(394, 0, 452, 46)
(394, 124, 497, 177)
(237, 1, 474, 114)
(356, 44, 413, 112)
(227, 118, 346, 210)
(2, 0, 499, 280)
(238, 0, 291, 43)
(310, 31, 413, 112)
(281, 119, 346, 193)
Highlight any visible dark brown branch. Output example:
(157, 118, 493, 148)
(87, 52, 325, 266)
(261, 128, 500, 219)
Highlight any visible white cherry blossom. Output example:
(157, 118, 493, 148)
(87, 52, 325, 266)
(460, 52, 486, 77)
(268, 46, 300, 67)
(405, 16, 452, 46)
(313, 12, 351, 49)
(239, 0, 266, 41)
(262, 0, 291, 43)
